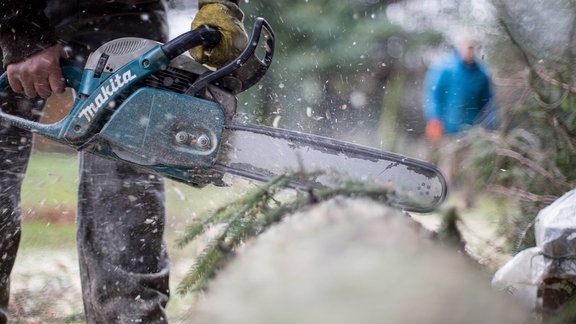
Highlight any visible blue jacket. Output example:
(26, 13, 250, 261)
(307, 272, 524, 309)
(423, 50, 495, 134)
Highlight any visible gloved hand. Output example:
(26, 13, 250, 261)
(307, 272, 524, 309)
(425, 119, 443, 143)
(190, 0, 248, 68)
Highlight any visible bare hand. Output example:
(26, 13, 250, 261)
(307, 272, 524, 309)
(6, 45, 66, 99)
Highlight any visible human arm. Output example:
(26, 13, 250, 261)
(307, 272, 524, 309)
(0, 0, 64, 98)
(0, 0, 58, 67)
(190, 0, 248, 68)
(422, 64, 446, 143)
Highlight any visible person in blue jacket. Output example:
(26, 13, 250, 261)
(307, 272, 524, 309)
(422, 36, 497, 143)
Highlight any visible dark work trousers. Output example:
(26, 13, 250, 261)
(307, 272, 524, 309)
(0, 3, 171, 323)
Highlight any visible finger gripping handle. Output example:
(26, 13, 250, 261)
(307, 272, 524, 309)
(0, 61, 82, 94)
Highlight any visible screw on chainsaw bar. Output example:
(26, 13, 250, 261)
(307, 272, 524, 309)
(175, 132, 211, 149)
(197, 134, 211, 148)
(175, 131, 189, 144)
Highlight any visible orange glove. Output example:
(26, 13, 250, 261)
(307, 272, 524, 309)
(425, 119, 443, 143)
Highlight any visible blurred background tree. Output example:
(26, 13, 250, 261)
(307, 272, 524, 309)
(239, 0, 440, 150)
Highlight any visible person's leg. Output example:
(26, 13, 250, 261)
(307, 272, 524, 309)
(77, 153, 170, 323)
(61, 6, 171, 323)
(0, 95, 42, 324)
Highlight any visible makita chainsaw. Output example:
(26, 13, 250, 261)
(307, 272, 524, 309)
(0, 18, 447, 212)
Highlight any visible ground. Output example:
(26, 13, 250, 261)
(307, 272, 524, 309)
(10, 212, 203, 324)
(8, 188, 516, 323)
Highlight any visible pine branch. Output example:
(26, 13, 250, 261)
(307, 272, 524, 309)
(175, 174, 289, 248)
(176, 241, 232, 295)
(175, 221, 210, 249)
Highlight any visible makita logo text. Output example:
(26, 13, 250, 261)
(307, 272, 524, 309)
(79, 70, 137, 122)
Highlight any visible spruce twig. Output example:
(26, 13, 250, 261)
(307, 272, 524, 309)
(175, 174, 289, 248)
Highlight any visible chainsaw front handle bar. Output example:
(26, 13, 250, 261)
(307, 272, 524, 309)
(161, 25, 221, 60)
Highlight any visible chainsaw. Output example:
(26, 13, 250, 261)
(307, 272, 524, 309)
(0, 18, 447, 212)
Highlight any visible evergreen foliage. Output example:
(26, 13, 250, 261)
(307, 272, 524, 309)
(451, 100, 576, 251)
(175, 170, 399, 295)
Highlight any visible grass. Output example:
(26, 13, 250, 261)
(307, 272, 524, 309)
(20, 149, 250, 245)
(22, 150, 247, 215)
(21, 150, 79, 211)
(19, 221, 77, 250)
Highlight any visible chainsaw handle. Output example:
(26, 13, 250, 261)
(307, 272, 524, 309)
(0, 62, 83, 94)
(161, 25, 221, 60)
(0, 63, 83, 140)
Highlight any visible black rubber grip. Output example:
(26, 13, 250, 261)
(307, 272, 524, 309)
(161, 25, 221, 60)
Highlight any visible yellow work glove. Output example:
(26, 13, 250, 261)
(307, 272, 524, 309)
(190, 0, 248, 68)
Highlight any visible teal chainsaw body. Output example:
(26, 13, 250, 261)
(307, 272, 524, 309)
(0, 18, 274, 184)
